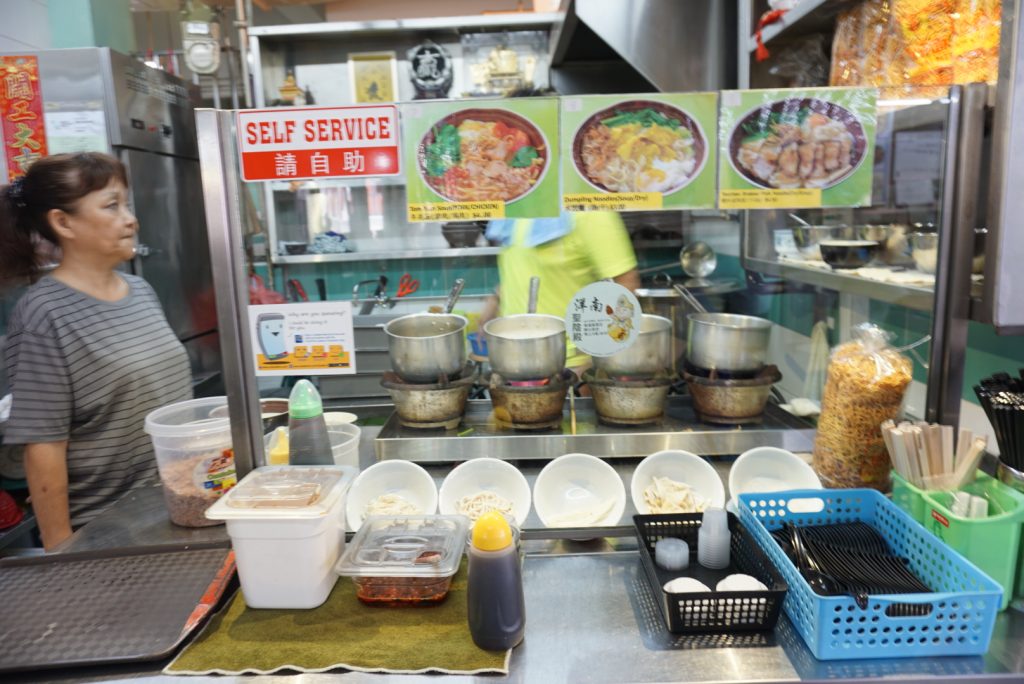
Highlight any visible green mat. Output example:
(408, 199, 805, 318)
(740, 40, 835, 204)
(165, 560, 510, 675)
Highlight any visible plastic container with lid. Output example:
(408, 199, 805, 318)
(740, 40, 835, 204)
(144, 396, 236, 528)
(206, 465, 356, 609)
(335, 515, 469, 606)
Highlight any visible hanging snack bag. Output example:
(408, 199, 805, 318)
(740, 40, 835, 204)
(813, 324, 913, 490)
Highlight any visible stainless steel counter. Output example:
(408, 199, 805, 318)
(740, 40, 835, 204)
(376, 397, 816, 463)
(12, 427, 1024, 683)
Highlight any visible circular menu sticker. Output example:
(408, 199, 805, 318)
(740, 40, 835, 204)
(564, 282, 641, 357)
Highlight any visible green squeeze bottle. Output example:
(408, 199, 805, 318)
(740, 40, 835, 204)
(287, 380, 333, 465)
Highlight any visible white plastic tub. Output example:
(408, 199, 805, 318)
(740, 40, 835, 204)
(206, 465, 356, 609)
(262, 424, 361, 468)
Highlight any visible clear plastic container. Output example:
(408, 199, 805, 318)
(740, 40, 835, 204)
(335, 515, 469, 606)
(206, 465, 356, 609)
(144, 396, 236, 527)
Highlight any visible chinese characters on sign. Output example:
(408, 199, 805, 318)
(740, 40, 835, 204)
(1, 56, 48, 182)
(564, 282, 641, 357)
(236, 105, 400, 182)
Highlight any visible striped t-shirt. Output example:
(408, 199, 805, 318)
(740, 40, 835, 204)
(3, 275, 192, 526)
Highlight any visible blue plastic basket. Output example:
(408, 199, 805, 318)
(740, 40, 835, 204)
(738, 489, 1001, 660)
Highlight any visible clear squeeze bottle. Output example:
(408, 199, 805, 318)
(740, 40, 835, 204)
(467, 511, 525, 651)
(287, 380, 333, 465)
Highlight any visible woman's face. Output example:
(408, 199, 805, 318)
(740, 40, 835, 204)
(56, 179, 137, 263)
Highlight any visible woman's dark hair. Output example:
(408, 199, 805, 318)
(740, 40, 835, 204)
(0, 152, 128, 282)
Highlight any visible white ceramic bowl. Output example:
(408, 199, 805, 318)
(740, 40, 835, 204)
(439, 458, 532, 527)
(729, 447, 822, 508)
(324, 411, 359, 426)
(631, 449, 726, 514)
(345, 460, 438, 531)
(533, 453, 626, 528)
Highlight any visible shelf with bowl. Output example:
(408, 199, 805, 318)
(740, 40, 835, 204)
(271, 246, 501, 265)
(375, 396, 815, 463)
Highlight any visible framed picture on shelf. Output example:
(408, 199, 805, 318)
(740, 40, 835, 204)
(348, 51, 398, 103)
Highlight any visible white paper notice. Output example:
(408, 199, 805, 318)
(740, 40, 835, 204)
(248, 301, 356, 377)
(44, 111, 109, 154)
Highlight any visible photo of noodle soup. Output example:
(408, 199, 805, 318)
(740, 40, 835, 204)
(728, 97, 867, 190)
(417, 108, 549, 203)
(572, 100, 707, 194)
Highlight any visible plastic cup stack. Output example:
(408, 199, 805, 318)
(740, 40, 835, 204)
(697, 508, 731, 570)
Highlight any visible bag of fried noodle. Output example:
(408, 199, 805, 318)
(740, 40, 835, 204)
(812, 324, 912, 490)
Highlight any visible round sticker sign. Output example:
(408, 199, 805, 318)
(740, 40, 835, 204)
(564, 282, 641, 357)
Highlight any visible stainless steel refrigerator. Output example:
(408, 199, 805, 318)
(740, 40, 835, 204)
(0, 48, 221, 394)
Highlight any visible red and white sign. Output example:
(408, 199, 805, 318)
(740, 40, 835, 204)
(236, 105, 400, 182)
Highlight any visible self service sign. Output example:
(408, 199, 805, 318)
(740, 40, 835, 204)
(236, 105, 400, 181)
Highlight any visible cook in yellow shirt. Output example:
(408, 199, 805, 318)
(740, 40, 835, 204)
(485, 211, 640, 371)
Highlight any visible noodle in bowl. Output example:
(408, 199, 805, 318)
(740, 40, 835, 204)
(572, 100, 707, 195)
(417, 108, 550, 204)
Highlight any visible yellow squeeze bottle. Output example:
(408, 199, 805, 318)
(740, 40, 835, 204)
(268, 427, 290, 465)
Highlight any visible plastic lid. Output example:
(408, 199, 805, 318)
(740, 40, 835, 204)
(472, 510, 513, 551)
(289, 380, 323, 419)
(206, 465, 355, 520)
(335, 515, 469, 578)
(144, 396, 230, 438)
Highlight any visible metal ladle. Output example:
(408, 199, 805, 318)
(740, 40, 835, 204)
(527, 276, 540, 314)
(443, 278, 465, 313)
(673, 283, 707, 314)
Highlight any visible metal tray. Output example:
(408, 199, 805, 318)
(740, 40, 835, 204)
(0, 542, 234, 673)
(375, 396, 815, 462)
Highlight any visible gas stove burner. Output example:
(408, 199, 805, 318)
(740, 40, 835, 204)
(682, 360, 763, 381)
(682, 365, 782, 425)
(383, 362, 475, 388)
(382, 364, 477, 430)
(582, 369, 672, 426)
(487, 369, 572, 431)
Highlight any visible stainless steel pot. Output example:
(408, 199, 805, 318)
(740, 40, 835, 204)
(634, 289, 687, 372)
(384, 313, 468, 383)
(686, 313, 772, 374)
(483, 314, 566, 380)
(593, 314, 672, 377)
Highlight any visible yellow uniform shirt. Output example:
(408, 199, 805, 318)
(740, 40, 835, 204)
(497, 211, 637, 368)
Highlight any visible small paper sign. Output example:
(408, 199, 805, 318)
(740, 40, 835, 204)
(248, 302, 356, 376)
(564, 282, 641, 358)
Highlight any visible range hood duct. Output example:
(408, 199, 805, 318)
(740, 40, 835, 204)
(550, 0, 737, 94)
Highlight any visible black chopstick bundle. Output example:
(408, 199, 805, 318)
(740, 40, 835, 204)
(974, 372, 1024, 471)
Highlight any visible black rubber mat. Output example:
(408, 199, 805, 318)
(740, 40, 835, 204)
(0, 543, 232, 673)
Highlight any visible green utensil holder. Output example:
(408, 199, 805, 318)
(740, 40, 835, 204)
(892, 470, 1024, 610)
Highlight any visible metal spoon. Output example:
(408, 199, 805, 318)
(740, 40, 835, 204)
(443, 278, 465, 314)
(527, 276, 540, 314)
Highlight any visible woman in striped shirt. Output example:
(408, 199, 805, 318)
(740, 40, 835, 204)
(1, 153, 192, 549)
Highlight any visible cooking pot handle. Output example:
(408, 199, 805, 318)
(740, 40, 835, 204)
(652, 272, 673, 287)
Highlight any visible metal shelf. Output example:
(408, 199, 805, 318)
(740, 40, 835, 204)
(745, 256, 935, 311)
(272, 246, 501, 265)
(249, 12, 564, 39)
(747, 0, 856, 53)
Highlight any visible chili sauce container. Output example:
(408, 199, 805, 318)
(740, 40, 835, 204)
(206, 465, 356, 609)
(335, 515, 469, 606)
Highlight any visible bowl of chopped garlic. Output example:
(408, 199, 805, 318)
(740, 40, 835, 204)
(630, 449, 726, 515)
(438, 457, 531, 526)
(534, 453, 626, 528)
(345, 460, 438, 531)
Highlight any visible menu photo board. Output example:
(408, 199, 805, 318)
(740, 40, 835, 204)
(560, 93, 718, 212)
(401, 98, 560, 222)
(718, 87, 878, 209)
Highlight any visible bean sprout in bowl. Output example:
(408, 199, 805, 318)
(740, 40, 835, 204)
(572, 100, 707, 194)
(418, 108, 549, 203)
(729, 98, 867, 190)
(533, 453, 625, 528)
(438, 457, 531, 526)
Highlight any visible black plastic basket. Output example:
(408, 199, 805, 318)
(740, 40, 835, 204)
(634, 512, 788, 634)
